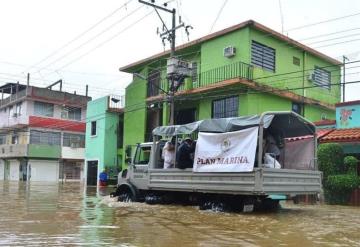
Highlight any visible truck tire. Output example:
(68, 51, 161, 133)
(117, 184, 137, 202)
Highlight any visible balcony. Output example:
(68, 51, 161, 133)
(0, 86, 91, 109)
(0, 144, 28, 158)
(149, 61, 254, 98)
(108, 95, 125, 113)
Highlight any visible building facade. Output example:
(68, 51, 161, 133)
(0, 83, 90, 182)
(119, 20, 341, 168)
(85, 95, 124, 185)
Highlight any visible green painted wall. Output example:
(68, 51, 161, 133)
(201, 27, 250, 71)
(304, 104, 335, 122)
(249, 28, 341, 105)
(27, 144, 61, 158)
(123, 71, 147, 169)
(85, 96, 120, 174)
(122, 24, 341, 160)
(241, 93, 291, 115)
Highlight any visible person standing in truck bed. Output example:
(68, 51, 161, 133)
(162, 136, 176, 169)
(177, 137, 195, 169)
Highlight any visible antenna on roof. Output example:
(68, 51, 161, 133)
(279, 0, 285, 34)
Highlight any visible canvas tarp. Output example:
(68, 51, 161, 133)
(153, 115, 274, 136)
(152, 112, 316, 138)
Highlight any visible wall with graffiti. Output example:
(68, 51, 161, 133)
(336, 103, 359, 129)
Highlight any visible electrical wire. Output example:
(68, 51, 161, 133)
(23, 0, 134, 73)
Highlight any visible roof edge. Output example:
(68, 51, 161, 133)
(119, 19, 341, 73)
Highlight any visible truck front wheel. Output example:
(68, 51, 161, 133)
(117, 185, 136, 202)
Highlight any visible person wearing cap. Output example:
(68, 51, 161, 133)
(162, 136, 176, 169)
(177, 137, 195, 169)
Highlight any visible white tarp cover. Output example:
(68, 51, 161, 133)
(193, 127, 259, 172)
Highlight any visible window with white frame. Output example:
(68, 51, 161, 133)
(8, 106, 14, 118)
(91, 121, 97, 136)
(15, 103, 21, 116)
(313, 66, 331, 89)
(63, 133, 85, 148)
(61, 106, 81, 121)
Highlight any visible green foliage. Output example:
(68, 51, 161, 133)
(344, 156, 358, 175)
(318, 143, 344, 179)
(326, 174, 359, 192)
(318, 144, 359, 205)
(324, 174, 359, 204)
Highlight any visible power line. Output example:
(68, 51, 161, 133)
(47, 10, 154, 75)
(23, 0, 134, 73)
(299, 27, 360, 41)
(285, 11, 360, 32)
(38, 5, 144, 73)
(314, 37, 360, 49)
(209, 0, 228, 33)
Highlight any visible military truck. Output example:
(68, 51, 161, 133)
(113, 111, 322, 212)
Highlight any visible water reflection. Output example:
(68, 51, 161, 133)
(0, 181, 359, 246)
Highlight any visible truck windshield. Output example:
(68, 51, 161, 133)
(134, 146, 151, 165)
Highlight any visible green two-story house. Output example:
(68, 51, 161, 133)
(119, 20, 341, 166)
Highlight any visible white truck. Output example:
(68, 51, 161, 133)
(113, 111, 322, 212)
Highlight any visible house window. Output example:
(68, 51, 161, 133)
(34, 101, 54, 117)
(292, 102, 302, 115)
(251, 40, 276, 72)
(11, 134, 18, 144)
(8, 106, 14, 118)
(61, 106, 81, 121)
(147, 70, 161, 97)
(212, 96, 239, 119)
(293, 57, 300, 66)
(0, 135, 6, 145)
(15, 103, 22, 116)
(30, 130, 61, 145)
(192, 62, 198, 82)
(63, 133, 85, 148)
(314, 66, 331, 89)
(91, 121, 97, 136)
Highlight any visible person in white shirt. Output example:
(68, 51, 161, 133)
(162, 137, 176, 169)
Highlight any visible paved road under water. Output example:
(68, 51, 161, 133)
(0, 181, 359, 246)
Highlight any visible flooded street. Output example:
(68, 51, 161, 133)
(0, 181, 359, 246)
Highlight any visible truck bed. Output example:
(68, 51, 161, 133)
(146, 168, 322, 196)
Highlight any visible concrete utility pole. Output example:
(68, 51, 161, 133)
(138, 0, 190, 125)
(342, 55, 349, 102)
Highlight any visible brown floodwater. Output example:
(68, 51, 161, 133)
(0, 181, 359, 246)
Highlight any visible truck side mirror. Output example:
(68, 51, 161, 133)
(125, 146, 132, 158)
(125, 157, 132, 164)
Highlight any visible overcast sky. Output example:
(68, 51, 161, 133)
(0, 0, 359, 101)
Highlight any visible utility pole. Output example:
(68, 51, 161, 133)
(342, 56, 349, 102)
(138, 0, 191, 125)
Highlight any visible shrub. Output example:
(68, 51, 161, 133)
(318, 143, 344, 180)
(344, 156, 358, 175)
(325, 174, 359, 204)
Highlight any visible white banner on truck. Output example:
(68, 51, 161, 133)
(193, 127, 258, 172)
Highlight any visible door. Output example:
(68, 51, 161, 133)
(19, 160, 27, 181)
(4, 161, 10, 180)
(87, 161, 98, 186)
(9, 160, 20, 181)
(130, 145, 150, 189)
(28, 160, 59, 182)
